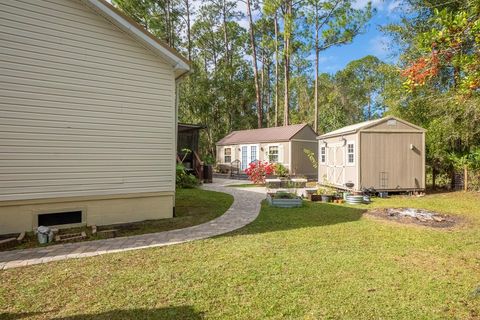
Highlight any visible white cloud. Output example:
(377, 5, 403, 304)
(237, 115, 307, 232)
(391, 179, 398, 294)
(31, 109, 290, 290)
(318, 56, 334, 64)
(352, 0, 403, 13)
(352, 0, 384, 10)
(369, 35, 389, 58)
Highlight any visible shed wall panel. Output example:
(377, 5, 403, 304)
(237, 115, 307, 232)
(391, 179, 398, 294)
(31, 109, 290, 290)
(291, 140, 317, 176)
(360, 132, 424, 190)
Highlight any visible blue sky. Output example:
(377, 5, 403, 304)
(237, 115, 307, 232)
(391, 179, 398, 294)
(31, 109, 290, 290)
(316, 0, 403, 74)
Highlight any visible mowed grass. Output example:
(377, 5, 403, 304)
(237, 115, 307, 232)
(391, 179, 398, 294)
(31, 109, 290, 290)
(1, 192, 480, 319)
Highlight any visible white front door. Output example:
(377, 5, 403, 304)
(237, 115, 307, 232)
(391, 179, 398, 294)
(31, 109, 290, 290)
(240, 144, 259, 170)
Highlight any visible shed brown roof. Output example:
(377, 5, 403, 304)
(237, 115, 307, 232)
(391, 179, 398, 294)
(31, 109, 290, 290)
(217, 124, 314, 145)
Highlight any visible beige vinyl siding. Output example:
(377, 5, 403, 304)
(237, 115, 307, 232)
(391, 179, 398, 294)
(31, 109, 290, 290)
(290, 140, 317, 176)
(290, 125, 318, 176)
(0, 0, 176, 201)
(360, 132, 425, 190)
(216, 145, 237, 164)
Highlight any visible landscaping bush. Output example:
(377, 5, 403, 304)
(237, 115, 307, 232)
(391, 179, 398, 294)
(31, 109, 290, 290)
(245, 161, 275, 184)
(273, 163, 289, 177)
(244, 162, 291, 184)
(176, 164, 199, 188)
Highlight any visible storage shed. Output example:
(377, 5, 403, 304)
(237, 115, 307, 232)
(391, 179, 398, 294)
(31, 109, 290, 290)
(317, 116, 425, 192)
(216, 124, 318, 177)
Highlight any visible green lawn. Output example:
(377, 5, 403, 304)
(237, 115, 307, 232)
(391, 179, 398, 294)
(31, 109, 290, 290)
(1, 192, 480, 319)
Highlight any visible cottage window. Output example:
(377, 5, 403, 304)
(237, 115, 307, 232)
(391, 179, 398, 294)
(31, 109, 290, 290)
(251, 146, 257, 162)
(320, 146, 326, 164)
(347, 143, 355, 164)
(224, 148, 232, 163)
(268, 146, 279, 163)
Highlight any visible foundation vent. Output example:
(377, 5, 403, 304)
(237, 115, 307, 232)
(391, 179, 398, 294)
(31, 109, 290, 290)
(38, 210, 82, 226)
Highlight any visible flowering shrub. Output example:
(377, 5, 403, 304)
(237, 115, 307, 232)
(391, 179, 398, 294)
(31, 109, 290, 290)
(273, 163, 289, 177)
(244, 161, 275, 184)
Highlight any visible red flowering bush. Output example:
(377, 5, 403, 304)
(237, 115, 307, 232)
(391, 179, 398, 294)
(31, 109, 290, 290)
(244, 161, 275, 184)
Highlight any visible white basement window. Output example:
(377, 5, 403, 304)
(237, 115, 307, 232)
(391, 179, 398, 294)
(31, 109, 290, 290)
(347, 142, 355, 165)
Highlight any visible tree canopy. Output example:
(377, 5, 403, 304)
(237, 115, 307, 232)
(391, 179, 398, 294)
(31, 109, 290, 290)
(113, 0, 480, 187)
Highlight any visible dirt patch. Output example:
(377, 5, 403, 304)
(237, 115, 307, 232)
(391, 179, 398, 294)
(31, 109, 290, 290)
(367, 207, 459, 228)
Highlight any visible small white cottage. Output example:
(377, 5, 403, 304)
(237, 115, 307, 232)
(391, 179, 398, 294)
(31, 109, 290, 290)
(216, 124, 318, 177)
(317, 116, 426, 192)
(0, 0, 190, 234)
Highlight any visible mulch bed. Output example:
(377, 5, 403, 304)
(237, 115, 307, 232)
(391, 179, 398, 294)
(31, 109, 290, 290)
(366, 207, 459, 228)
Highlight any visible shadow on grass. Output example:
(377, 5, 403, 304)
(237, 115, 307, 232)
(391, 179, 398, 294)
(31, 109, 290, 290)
(0, 306, 204, 320)
(227, 201, 366, 236)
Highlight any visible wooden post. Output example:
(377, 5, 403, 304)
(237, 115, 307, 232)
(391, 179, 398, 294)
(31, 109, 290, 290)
(464, 165, 468, 191)
(432, 166, 436, 190)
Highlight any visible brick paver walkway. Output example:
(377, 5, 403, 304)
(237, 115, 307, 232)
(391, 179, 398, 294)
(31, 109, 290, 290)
(0, 180, 264, 270)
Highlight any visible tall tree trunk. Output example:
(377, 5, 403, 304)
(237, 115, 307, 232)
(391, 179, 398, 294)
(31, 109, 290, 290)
(222, 0, 229, 62)
(246, 0, 263, 128)
(165, 0, 172, 47)
(367, 96, 371, 120)
(274, 12, 279, 127)
(314, 4, 319, 133)
(283, 0, 292, 126)
(184, 0, 192, 61)
(261, 49, 268, 126)
(266, 58, 272, 127)
(432, 164, 436, 190)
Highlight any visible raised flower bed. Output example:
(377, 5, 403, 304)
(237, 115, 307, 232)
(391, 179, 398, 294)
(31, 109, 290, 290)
(267, 192, 303, 208)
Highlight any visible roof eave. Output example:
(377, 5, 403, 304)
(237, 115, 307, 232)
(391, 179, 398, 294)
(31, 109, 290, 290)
(217, 139, 291, 146)
(317, 129, 357, 139)
(83, 0, 190, 74)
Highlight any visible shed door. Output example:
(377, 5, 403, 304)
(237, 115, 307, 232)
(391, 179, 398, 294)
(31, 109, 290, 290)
(326, 147, 335, 182)
(326, 145, 345, 186)
(334, 146, 345, 186)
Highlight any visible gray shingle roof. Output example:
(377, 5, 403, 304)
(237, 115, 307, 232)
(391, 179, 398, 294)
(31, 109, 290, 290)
(217, 124, 313, 145)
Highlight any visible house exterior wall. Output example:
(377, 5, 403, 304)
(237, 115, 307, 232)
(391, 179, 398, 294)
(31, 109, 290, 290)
(0, 0, 177, 233)
(216, 142, 290, 170)
(318, 133, 359, 188)
(360, 131, 425, 190)
(215, 125, 317, 176)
